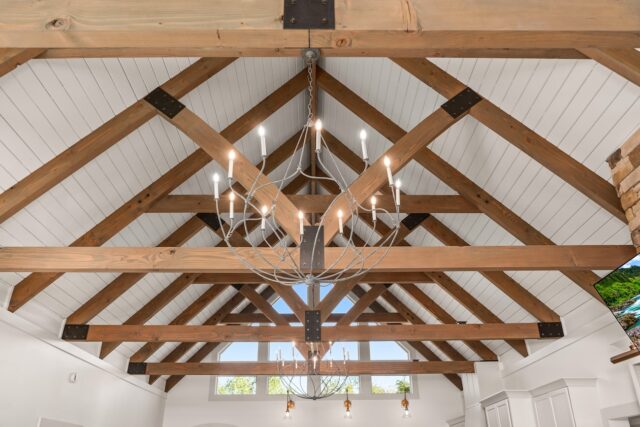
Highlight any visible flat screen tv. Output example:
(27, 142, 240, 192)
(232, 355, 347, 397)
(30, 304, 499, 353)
(594, 254, 640, 350)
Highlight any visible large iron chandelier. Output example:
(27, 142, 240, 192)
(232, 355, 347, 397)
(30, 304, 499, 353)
(210, 49, 403, 287)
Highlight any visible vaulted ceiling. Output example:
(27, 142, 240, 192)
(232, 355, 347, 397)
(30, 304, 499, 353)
(0, 48, 638, 392)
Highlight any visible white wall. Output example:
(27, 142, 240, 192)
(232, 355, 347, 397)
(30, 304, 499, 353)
(163, 374, 464, 427)
(0, 311, 166, 427)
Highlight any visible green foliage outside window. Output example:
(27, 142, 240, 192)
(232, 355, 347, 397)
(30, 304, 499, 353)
(216, 376, 257, 395)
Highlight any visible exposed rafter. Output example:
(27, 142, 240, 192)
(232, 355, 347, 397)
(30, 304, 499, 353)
(579, 48, 640, 87)
(0, 48, 45, 78)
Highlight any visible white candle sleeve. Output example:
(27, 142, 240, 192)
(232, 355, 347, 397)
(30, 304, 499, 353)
(260, 135, 266, 157)
(315, 130, 322, 152)
(228, 158, 234, 179)
(261, 217, 266, 230)
(386, 166, 393, 186)
(361, 138, 368, 160)
(372, 206, 377, 222)
(229, 200, 234, 219)
(213, 181, 219, 199)
(338, 216, 343, 234)
(299, 217, 304, 236)
(396, 187, 401, 206)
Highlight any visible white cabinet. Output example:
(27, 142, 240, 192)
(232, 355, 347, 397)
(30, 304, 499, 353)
(533, 388, 576, 427)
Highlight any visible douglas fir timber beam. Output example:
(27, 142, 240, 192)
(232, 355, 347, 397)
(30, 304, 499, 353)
(0, 246, 632, 273)
(62, 323, 561, 343)
(127, 360, 476, 376)
(7, 69, 307, 311)
(579, 48, 640, 87)
(1, 0, 639, 50)
(0, 48, 46, 78)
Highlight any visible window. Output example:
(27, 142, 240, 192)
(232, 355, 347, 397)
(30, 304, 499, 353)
(215, 342, 258, 395)
(323, 341, 358, 361)
(217, 376, 257, 395)
(371, 376, 411, 395)
(319, 284, 354, 313)
(370, 342, 411, 394)
(370, 341, 409, 361)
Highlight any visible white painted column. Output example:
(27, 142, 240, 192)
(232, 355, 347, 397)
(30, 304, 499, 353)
(461, 373, 486, 427)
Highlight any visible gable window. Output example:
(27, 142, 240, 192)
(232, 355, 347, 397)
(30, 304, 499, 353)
(370, 341, 411, 394)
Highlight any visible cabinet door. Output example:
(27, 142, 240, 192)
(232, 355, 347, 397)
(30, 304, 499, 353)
(534, 396, 557, 427)
(549, 389, 575, 427)
(486, 406, 501, 427)
(497, 402, 512, 427)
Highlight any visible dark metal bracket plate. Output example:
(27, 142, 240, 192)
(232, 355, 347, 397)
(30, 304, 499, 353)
(144, 87, 185, 119)
(300, 226, 324, 270)
(305, 310, 321, 342)
(62, 324, 89, 340)
(441, 87, 483, 119)
(127, 362, 148, 375)
(401, 213, 430, 231)
(284, 0, 335, 29)
(538, 322, 564, 338)
(197, 213, 224, 231)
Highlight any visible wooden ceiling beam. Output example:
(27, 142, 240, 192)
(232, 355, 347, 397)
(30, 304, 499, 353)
(37, 48, 590, 59)
(2, 0, 639, 49)
(579, 48, 640, 87)
(7, 70, 306, 311)
(154, 97, 308, 244)
(149, 194, 479, 214)
(392, 58, 625, 222)
(63, 323, 553, 343)
(130, 360, 476, 376)
(220, 312, 408, 324)
(0, 58, 235, 226)
(317, 66, 607, 300)
(0, 48, 45, 77)
(0, 245, 631, 273)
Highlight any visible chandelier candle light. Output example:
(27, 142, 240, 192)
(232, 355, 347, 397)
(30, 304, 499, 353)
(209, 48, 403, 288)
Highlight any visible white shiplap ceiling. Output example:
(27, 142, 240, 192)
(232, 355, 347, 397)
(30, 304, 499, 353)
(0, 55, 637, 370)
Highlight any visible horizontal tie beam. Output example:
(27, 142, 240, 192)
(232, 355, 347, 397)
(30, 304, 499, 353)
(0, 245, 632, 273)
(62, 322, 562, 343)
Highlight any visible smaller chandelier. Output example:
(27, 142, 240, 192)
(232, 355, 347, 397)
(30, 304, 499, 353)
(210, 49, 403, 287)
(276, 341, 351, 400)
